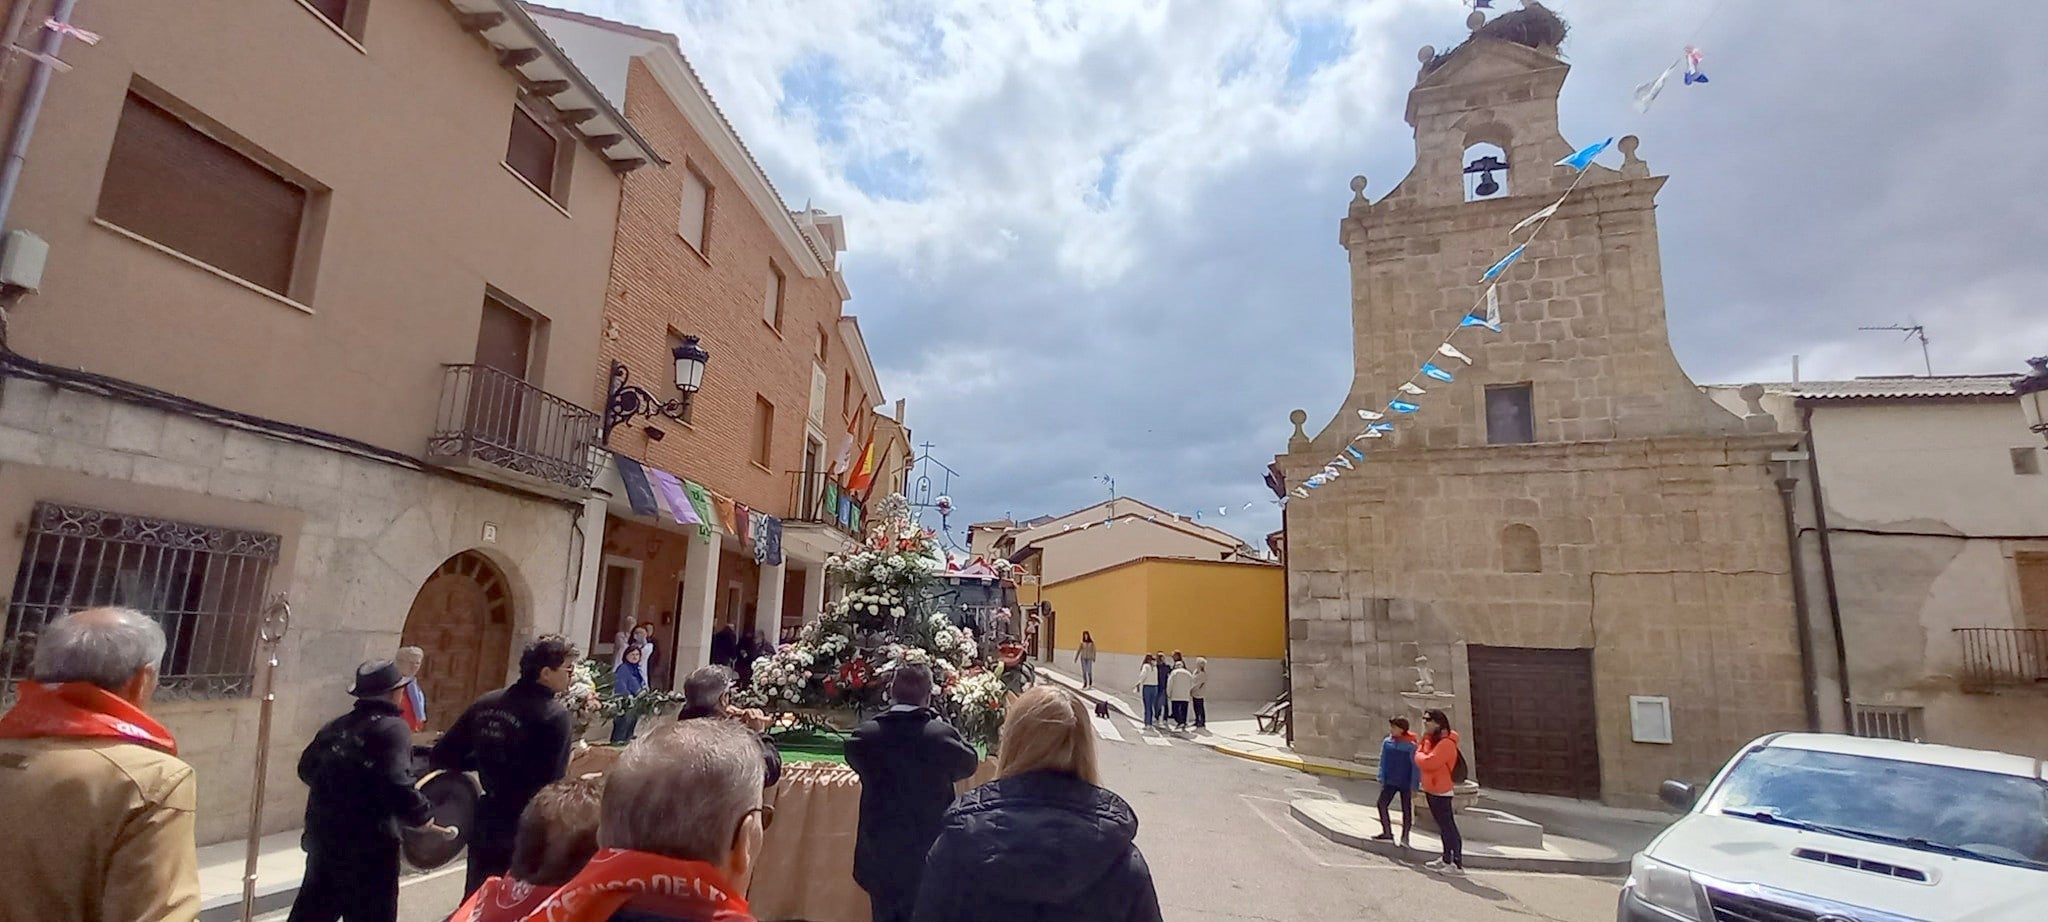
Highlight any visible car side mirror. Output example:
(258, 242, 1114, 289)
(1659, 780, 1697, 810)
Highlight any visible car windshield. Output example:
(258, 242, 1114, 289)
(1707, 746, 2048, 870)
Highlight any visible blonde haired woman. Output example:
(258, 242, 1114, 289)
(913, 686, 1162, 922)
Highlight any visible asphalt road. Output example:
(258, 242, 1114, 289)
(299, 711, 1625, 922)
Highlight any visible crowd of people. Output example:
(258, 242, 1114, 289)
(0, 606, 1467, 921)
(1132, 650, 1208, 732)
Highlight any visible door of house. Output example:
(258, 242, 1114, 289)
(1467, 645, 1601, 799)
(472, 295, 534, 449)
(400, 552, 515, 733)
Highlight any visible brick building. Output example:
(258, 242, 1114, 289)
(532, 6, 899, 685)
(1275, 10, 1807, 806)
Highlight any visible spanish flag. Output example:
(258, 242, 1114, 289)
(846, 433, 877, 495)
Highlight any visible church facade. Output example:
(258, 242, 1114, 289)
(1277, 12, 1807, 806)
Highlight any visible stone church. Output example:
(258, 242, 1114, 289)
(1277, 7, 1807, 806)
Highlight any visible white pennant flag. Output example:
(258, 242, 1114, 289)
(1485, 285, 1501, 329)
(1398, 382, 1426, 396)
(1358, 408, 1384, 421)
(1633, 63, 1677, 114)
(1360, 428, 1385, 439)
(1294, 487, 1309, 498)
(1334, 456, 1355, 470)
(1510, 194, 1567, 237)
(1438, 342, 1473, 365)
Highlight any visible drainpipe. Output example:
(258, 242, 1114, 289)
(0, 0, 80, 234)
(1775, 475, 1822, 730)
(1279, 500, 1293, 748)
(1800, 403, 1855, 731)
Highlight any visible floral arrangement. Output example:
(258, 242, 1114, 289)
(743, 492, 1011, 745)
(560, 660, 608, 733)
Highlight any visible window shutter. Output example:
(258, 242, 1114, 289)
(762, 264, 783, 327)
(506, 106, 558, 197)
(679, 170, 709, 251)
(97, 93, 307, 295)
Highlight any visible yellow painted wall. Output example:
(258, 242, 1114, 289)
(1042, 557, 1283, 660)
(1144, 559, 1285, 659)
(1039, 559, 1150, 655)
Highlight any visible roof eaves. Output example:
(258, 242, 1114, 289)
(460, 0, 665, 169)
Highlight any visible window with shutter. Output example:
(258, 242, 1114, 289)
(96, 92, 311, 297)
(505, 105, 562, 199)
(763, 262, 785, 328)
(679, 167, 711, 253)
(753, 396, 776, 468)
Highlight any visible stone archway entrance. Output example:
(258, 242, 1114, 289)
(401, 551, 515, 732)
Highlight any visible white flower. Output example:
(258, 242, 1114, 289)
(891, 606, 906, 619)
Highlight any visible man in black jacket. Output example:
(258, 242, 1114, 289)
(290, 660, 454, 922)
(678, 665, 782, 788)
(845, 662, 980, 922)
(432, 635, 578, 896)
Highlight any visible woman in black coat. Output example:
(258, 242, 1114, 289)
(913, 686, 1162, 922)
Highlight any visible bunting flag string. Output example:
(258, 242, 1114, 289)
(1397, 382, 1426, 396)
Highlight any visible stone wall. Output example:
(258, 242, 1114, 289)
(0, 380, 581, 844)
(1277, 31, 1808, 806)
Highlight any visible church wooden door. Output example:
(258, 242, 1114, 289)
(1467, 645, 1601, 799)
(401, 552, 515, 732)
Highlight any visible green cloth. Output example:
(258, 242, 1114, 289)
(682, 480, 717, 539)
(768, 727, 988, 767)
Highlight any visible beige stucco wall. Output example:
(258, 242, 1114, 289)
(0, 382, 579, 845)
(1027, 518, 1242, 585)
(1699, 390, 2048, 756)
(1, 0, 622, 456)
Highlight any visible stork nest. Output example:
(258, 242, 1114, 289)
(1423, 2, 1569, 75)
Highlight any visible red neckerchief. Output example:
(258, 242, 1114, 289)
(521, 848, 754, 922)
(0, 681, 177, 755)
(449, 875, 559, 922)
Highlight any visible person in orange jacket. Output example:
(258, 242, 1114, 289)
(1413, 708, 1464, 875)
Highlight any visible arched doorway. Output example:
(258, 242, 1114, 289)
(401, 551, 515, 732)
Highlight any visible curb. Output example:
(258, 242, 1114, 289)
(1204, 741, 1376, 780)
(1288, 802, 1631, 876)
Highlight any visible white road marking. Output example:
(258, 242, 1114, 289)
(1141, 730, 1173, 747)
(1092, 714, 1124, 742)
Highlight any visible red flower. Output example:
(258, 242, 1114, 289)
(822, 677, 840, 698)
(839, 658, 871, 690)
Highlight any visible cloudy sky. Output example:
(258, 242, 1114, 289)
(562, 0, 2047, 546)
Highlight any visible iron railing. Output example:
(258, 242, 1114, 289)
(428, 364, 600, 490)
(2, 502, 280, 703)
(786, 468, 864, 538)
(1954, 627, 2048, 690)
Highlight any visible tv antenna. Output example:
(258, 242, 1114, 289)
(1093, 474, 1116, 500)
(1858, 323, 1932, 376)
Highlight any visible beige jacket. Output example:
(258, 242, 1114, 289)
(0, 736, 200, 922)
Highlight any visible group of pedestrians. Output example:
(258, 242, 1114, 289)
(708, 623, 769, 685)
(1133, 650, 1206, 731)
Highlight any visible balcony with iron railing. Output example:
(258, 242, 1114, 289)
(426, 364, 600, 496)
(1953, 627, 2048, 691)
(787, 468, 865, 540)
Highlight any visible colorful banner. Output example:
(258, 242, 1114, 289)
(613, 456, 660, 518)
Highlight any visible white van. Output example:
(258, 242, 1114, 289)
(1620, 733, 2048, 922)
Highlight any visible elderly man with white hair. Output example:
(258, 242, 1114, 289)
(525, 718, 769, 921)
(0, 607, 199, 921)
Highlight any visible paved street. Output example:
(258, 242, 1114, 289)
(320, 707, 1625, 922)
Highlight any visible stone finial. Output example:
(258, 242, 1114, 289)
(1288, 409, 1310, 450)
(1467, 10, 1486, 30)
(1417, 45, 1436, 65)
(1348, 175, 1369, 219)
(1619, 134, 1649, 178)
(1739, 383, 1766, 417)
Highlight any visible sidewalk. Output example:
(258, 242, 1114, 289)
(1037, 664, 1380, 778)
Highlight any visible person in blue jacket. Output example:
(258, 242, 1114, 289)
(609, 645, 648, 744)
(1371, 716, 1420, 849)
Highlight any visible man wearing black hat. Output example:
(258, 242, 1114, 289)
(289, 660, 455, 922)
(432, 635, 579, 896)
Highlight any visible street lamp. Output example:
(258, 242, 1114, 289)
(2017, 355, 2048, 446)
(603, 335, 710, 444)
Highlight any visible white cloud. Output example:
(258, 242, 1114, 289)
(561, 0, 2047, 544)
